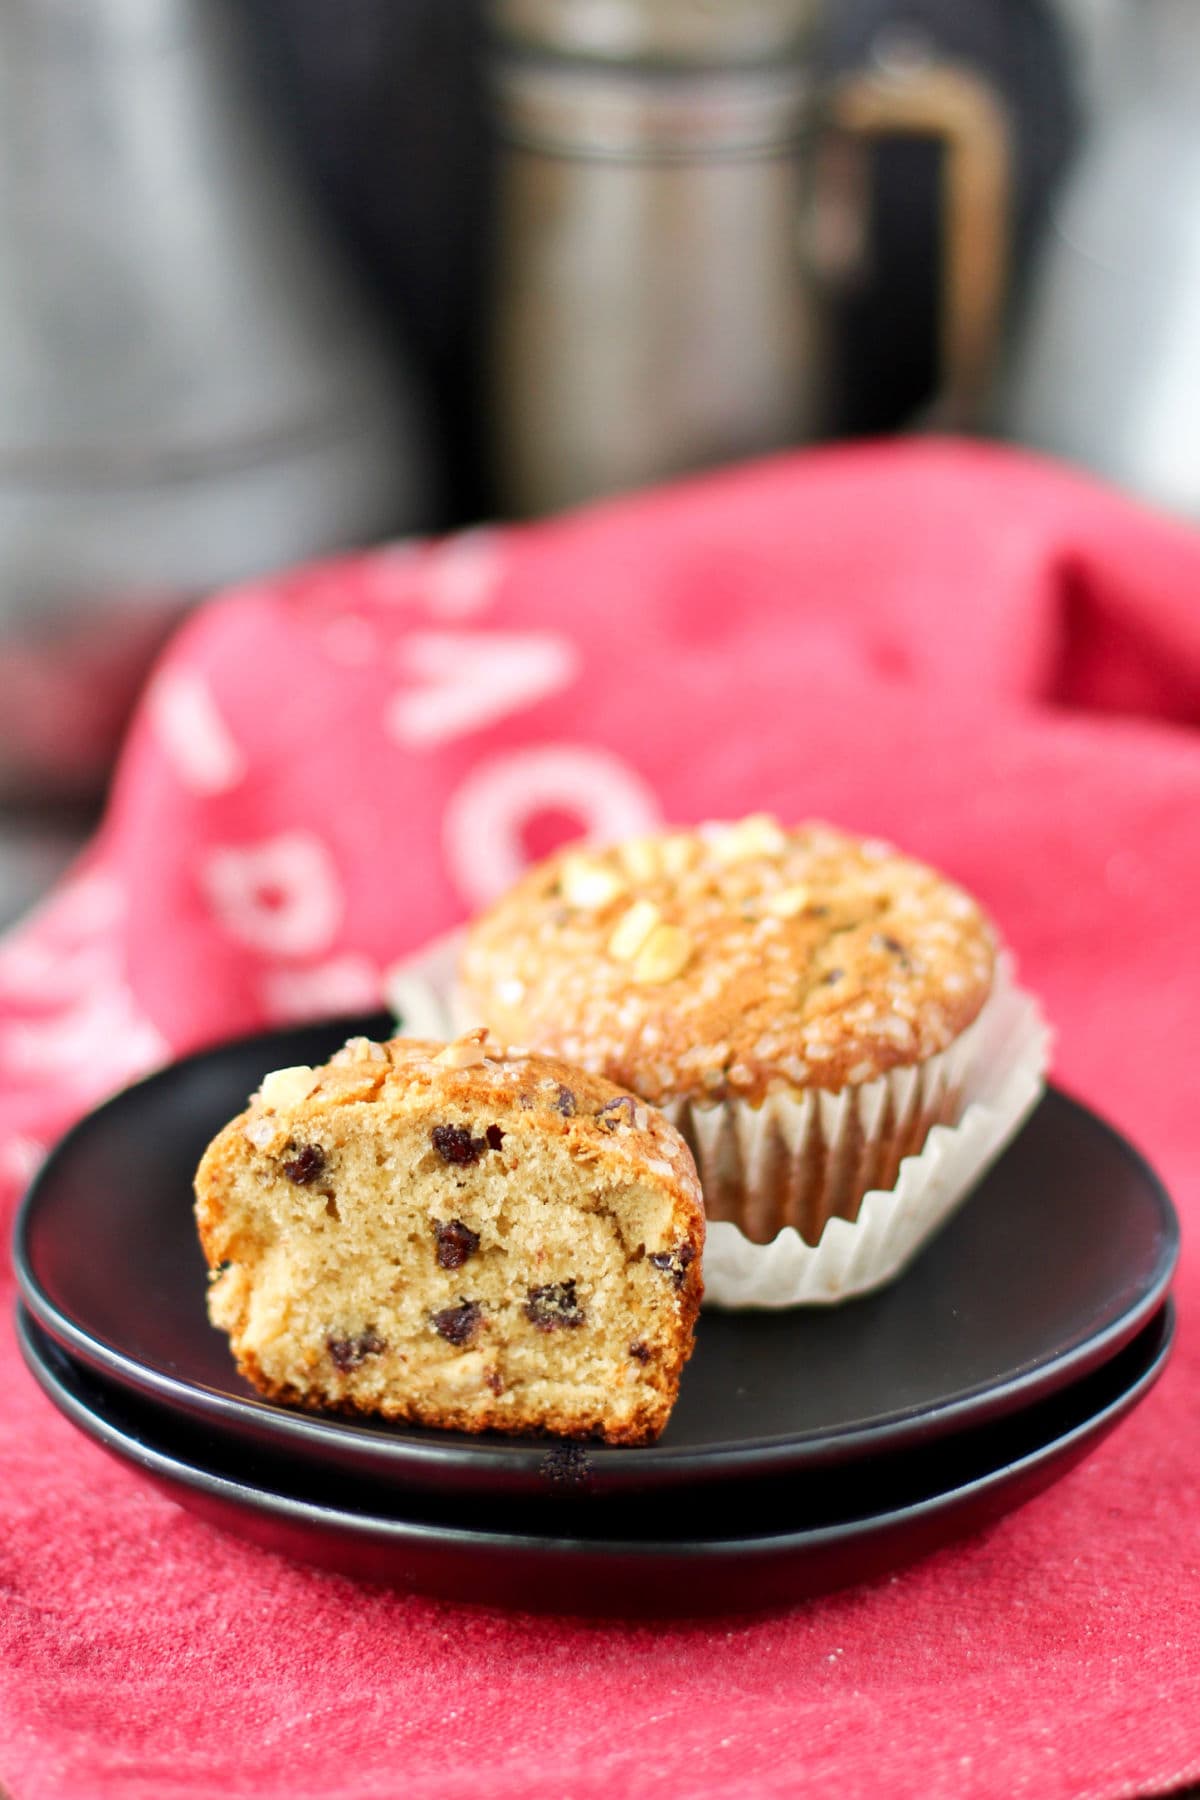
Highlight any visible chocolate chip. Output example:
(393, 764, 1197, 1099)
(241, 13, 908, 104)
(629, 1340, 653, 1363)
(649, 1243, 696, 1290)
(431, 1123, 487, 1165)
(822, 967, 845, 985)
(434, 1218, 480, 1269)
(596, 1096, 637, 1131)
(282, 1143, 326, 1184)
(525, 1280, 586, 1331)
(485, 1123, 505, 1151)
(555, 1085, 576, 1117)
(327, 1329, 386, 1371)
(432, 1301, 482, 1346)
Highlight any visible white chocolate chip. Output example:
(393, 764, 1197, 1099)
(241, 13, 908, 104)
(332, 1036, 387, 1065)
(559, 855, 627, 911)
(608, 899, 661, 962)
(257, 1065, 320, 1111)
(708, 813, 787, 865)
(433, 1029, 491, 1069)
(632, 923, 693, 985)
(765, 884, 811, 918)
(660, 834, 701, 878)
(619, 836, 661, 884)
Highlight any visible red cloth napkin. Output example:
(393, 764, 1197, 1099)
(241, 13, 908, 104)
(2, 439, 1199, 1800)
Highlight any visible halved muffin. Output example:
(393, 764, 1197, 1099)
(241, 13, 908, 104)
(195, 1030, 704, 1444)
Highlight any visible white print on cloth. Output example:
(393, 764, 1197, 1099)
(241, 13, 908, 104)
(0, 934, 111, 1005)
(364, 527, 504, 619)
(0, 869, 121, 1005)
(444, 744, 662, 909)
(0, 873, 167, 1094)
(423, 528, 505, 619)
(146, 667, 246, 795)
(261, 954, 381, 1023)
(200, 832, 343, 957)
(387, 631, 579, 748)
(2, 962, 168, 1085)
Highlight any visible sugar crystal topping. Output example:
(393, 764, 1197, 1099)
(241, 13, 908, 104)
(461, 818, 996, 1103)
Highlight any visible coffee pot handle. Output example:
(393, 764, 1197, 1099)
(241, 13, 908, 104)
(816, 56, 1012, 430)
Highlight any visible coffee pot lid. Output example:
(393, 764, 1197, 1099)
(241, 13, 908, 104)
(490, 0, 818, 64)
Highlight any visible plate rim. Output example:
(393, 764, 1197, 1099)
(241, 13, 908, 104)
(14, 1300, 1175, 1561)
(11, 1012, 1181, 1485)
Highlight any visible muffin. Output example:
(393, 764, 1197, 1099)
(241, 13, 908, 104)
(457, 817, 1000, 1250)
(195, 1029, 704, 1445)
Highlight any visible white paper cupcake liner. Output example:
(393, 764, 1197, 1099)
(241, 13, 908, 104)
(677, 955, 1049, 1307)
(383, 939, 1050, 1312)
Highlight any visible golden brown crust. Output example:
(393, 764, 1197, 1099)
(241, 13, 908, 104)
(195, 1032, 703, 1446)
(458, 818, 997, 1104)
(226, 1338, 694, 1445)
(202, 1032, 704, 1199)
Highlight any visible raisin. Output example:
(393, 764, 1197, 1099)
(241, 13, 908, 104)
(649, 1243, 696, 1290)
(822, 967, 845, 986)
(431, 1123, 486, 1165)
(629, 1340, 653, 1363)
(432, 1301, 482, 1346)
(874, 933, 910, 964)
(327, 1329, 386, 1371)
(596, 1096, 637, 1131)
(485, 1124, 505, 1151)
(555, 1085, 576, 1117)
(282, 1143, 326, 1184)
(486, 1369, 504, 1396)
(525, 1280, 586, 1331)
(434, 1218, 480, 1269)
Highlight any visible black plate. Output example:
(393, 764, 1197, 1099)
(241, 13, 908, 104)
(16, 1303, 1174, 1616)
(13, 1013, 1178, 1505)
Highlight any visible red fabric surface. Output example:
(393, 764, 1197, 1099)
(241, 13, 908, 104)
(2, 439, 1199, 1800)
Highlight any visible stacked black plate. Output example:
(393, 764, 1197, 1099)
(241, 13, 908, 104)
(14, 1014, 1179, 1617)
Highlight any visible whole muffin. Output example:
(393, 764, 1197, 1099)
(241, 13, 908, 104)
(196, 1030, 704, 1444)
(458, 817, 998, 1246)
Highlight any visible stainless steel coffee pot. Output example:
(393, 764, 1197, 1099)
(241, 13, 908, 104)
(0, 0, 433, 801)
(1001, 0, 1200, 521)
(488, 0, 1012, 515)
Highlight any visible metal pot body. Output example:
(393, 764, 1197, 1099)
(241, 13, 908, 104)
(491, 48, 825, 515)
(0, 0, 432, 798)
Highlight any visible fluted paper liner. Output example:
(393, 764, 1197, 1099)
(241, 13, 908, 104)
(665, 956, 1049, 1306)
(385, 939, 1050, 1311)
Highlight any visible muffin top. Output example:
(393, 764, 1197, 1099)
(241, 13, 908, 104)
(236, 1029, 702, 1207)
(458, 817, 997, 1104)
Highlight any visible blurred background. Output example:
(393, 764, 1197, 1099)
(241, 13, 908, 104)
(0, 0, 1186, 927)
